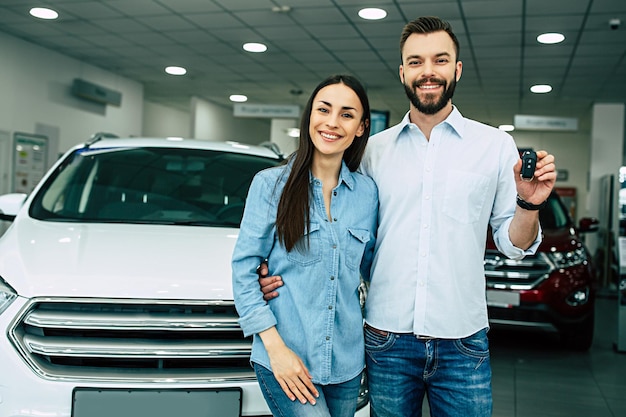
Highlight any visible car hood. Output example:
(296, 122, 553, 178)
(0, 217, 241, 300)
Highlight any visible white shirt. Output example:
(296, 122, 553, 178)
(360, 107, 541, 338)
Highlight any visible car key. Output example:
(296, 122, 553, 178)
(520, 150, 536, 181)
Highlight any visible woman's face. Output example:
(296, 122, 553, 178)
(308, 83, 365, 160)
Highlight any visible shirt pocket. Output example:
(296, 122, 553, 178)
(442, 171, 489, 224)
(287, 222, 322, 266)
(345, 227, 371, 271)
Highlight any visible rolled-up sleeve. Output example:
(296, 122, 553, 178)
(232, 172, 279, 337)
(493, 216, 542, 260)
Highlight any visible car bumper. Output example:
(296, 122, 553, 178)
(487, 299, 594, 332)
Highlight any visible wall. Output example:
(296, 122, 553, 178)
(143, 101, 191, 138)
(191, 97, 270, 144)
(0, 32, 143, 158)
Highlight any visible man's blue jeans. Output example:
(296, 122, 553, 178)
(365, 326, 492, 417)
(253, 363, 362, 417)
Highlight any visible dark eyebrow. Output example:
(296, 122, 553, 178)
(405, 52, 451, 61)
(318, 100, 357, 111)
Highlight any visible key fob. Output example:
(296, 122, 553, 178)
(520, 150, 537, 181)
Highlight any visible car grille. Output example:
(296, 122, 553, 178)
(484, 249, 553, 290)
(8, 298, 253, 382)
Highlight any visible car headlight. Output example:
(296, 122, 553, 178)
(0, 277, 17, 315)
(548, 247, 588, 269)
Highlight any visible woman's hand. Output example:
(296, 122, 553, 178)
(260, 327, 319, 404)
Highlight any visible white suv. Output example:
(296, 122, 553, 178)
(0, 136, 370, 417)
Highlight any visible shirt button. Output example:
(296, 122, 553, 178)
(332, 244, 337, 249)
(419, 281, 425, 287)
(326, 336, 330, 340)
(425, 195, 430, 200)
(333, 218, 337, 222)
(423, 224, 429, 229)
(333, 191, 337, 196)
(330, 276, 335, 280)
(328, 306, 333, 310)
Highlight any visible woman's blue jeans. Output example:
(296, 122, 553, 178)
(365, 327, 492, 417)
(253, 363, 362, 417)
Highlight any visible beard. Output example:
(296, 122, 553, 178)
(403, 74, 457, 115)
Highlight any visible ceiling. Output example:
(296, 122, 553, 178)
(0, 0, 625, 129)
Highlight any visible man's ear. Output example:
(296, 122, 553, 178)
(399, 64, 405, 84)
(455, 61, 463, 82)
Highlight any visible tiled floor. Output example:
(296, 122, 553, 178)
(488, 292, 626, 417)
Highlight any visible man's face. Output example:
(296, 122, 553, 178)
(399, 31, 462, 115)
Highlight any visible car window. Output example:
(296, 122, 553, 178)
(29, 147, 279, 226)
(539, 193, 571, 230)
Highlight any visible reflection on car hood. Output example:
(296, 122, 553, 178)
(0, 216, 240, 300)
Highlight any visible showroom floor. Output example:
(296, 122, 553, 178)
(422, 293, 626, 416)
(488, 292, 626, 417)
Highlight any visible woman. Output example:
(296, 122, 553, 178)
(232, 74, 377, 417)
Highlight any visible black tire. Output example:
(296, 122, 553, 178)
(559, 310, 595, 351)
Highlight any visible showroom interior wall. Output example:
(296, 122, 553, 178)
(0, 31, 143, 157)
(189, 96, 270, 143)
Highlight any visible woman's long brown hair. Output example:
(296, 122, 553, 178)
(275, 74, 371, 252)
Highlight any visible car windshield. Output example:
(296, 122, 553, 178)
(29, 146, 279, 226)
(539, 193, 572, 230)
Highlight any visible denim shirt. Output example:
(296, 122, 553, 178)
(232, 160, 378, 385)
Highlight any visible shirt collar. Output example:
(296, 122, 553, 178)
(308, 160, 355, 190)
(398, 105, 466, 140)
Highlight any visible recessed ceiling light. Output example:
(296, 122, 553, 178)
(29, 7, 59, 20)
(530, 84, 552, 94)
(358, 8, 387, 20)
(230, 94, 248, 102)
(165, 66, 187, 76)
(243, 42, 267, 53)
(537, 33, 565, 44)
(498, 124, 515, 131)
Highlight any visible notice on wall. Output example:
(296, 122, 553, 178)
(13, 132, 48, 194)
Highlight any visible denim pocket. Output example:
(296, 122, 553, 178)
(345, 227, 371, 271)
(364, 325, 395, 352)
(286, 222, 322, 266)
(453, 328, 490, 359)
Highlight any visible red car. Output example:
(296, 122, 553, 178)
(485, 191, 599, 350)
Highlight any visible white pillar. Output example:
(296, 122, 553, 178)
(270, 118, 298, 157)
(587, 103, 625, 287)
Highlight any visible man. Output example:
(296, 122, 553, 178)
(259, 16, 555, 416)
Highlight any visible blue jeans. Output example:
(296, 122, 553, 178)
(365, 327, 492, 417)
(253, 362, 362, 417)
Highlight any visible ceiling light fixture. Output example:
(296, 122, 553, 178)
(230, 94, 248, 103)
(29, 7, 59, 20)
(537, 33, 565, 44)
(165, 66, 187, 76)
(243, 42, 267, 53)
(530, 84, 552, 94)
(358, 8, 387, 20)
(498, 124, 515, 132)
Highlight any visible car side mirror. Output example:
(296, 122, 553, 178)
(578, 217, 599, 233)
(0, 193, 28, 222)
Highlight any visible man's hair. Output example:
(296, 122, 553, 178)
(400, 16, 460, 62)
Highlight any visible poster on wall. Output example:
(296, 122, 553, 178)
(13, 132, 48, 194)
